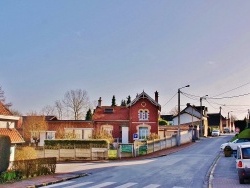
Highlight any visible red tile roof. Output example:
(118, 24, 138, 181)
(47, 120, 93, 131)
(0, 102, 13, 116)
(0, 128, 25, 144)
(93, 106, 129, 121)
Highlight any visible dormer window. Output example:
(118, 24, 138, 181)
(104, 108, 114, 113)
(138, 109, 149, 121)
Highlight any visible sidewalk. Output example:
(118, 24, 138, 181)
(210, 151, 250, 188)
(0, 143, 194, 188)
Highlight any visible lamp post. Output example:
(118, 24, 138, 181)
(177, 84, 190, 146)
(228, 111, 233, 132)
(200, 95, 208, 137)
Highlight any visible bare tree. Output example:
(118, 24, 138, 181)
(54, 100, 63, 120)
(63, 89, 90, 120)
(0, 86, 12, 108)
(9, 108, 22, 116)
(22, 114, 48, 146)
(169, 106, 181, 116)
(41, 105, 55, 116)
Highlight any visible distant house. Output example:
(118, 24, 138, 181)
(172, 103, 208, 137)
(93, 91, 161, 143)
(47, 119, 93, 140)
(21, 115, 93, 146)
(207, 113, 227, 135)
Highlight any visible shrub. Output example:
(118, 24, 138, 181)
(91, 129, 114, 143)
(0, 135, 11, 173)
(0, 170, 22, 183)
(147, 133, 160, 140)
(15, 146, 37, 160)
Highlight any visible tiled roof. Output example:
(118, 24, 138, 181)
(0, 128, 25, 144)
(47, 120, 93, 131)
(93, 106, 129, 121)
(0, 101, 13, 116)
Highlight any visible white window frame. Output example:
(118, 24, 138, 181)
(138, 109, 149, 121)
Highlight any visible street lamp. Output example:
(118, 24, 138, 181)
(177, 84, 190, 146)
(200, 95, 208, 137)
(228, 111, 233, 132)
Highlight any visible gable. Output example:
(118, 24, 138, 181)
(128, 91, 161, 110)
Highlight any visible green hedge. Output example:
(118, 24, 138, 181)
(44, 139, 109, 149)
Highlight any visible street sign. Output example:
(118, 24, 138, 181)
(133, 133, 138, 140)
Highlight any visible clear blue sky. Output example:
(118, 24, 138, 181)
(1, 1, 250, 119)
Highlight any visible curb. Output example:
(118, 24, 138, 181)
(27, 173, 88, 188)
(205, 152, 221, 188)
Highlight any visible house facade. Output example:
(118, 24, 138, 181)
(93, 91, 161, 143)
(207, 113, 227, 135)
(172, 103, 208, 137)
(21, 115, 93, 146)
(20, 91, 161, 145)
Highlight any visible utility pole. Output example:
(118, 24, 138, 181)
(177, 85, 190, 146)
(228, 111, 232, 132)
(200, 95, 208, 137)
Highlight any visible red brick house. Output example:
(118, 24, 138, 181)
(93, 91, 161, 143)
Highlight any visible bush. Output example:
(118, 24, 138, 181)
(147, 133, 160, 140)
(0, 170, 22, 183)
(15, 146, 37, 160)
(0, 135, 11, 173)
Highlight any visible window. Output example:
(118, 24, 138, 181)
(138, 109, 149, 120)
(102, 125, 113, 135)
(139, 127, 148, 139)
(46, 132, 55, 140)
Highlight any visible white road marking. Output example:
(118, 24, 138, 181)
(88, 182, 116, 188)
(43, 181, 74, 187)
(63, 181, 93, 188)
(114, 182, 138, 188)
(143, 184, 161, 188)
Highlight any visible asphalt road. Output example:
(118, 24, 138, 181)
(46, 135, 232, 188)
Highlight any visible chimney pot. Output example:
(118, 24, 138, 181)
(155, 91, 159, 102)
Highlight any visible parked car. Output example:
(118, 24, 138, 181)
(220, 138, 250, 151)
(211, 130, 220, 137)
(235, 144, 250, 184)
(223, 127, 230, 133)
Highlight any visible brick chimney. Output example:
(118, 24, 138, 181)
(155, 91, 159, 103)
(98, 97, 102, 107)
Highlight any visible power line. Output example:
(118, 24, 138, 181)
(162, 92, 177, 107)
(208, 92, 250, 99)
(212, 82, 250, 97)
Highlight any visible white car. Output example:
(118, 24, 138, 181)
(211, 130, 220, 137)
(235, 144, 250, 184)
(220, 138, 250, 151)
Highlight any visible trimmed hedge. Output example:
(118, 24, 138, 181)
(44, 139, 109, 149)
